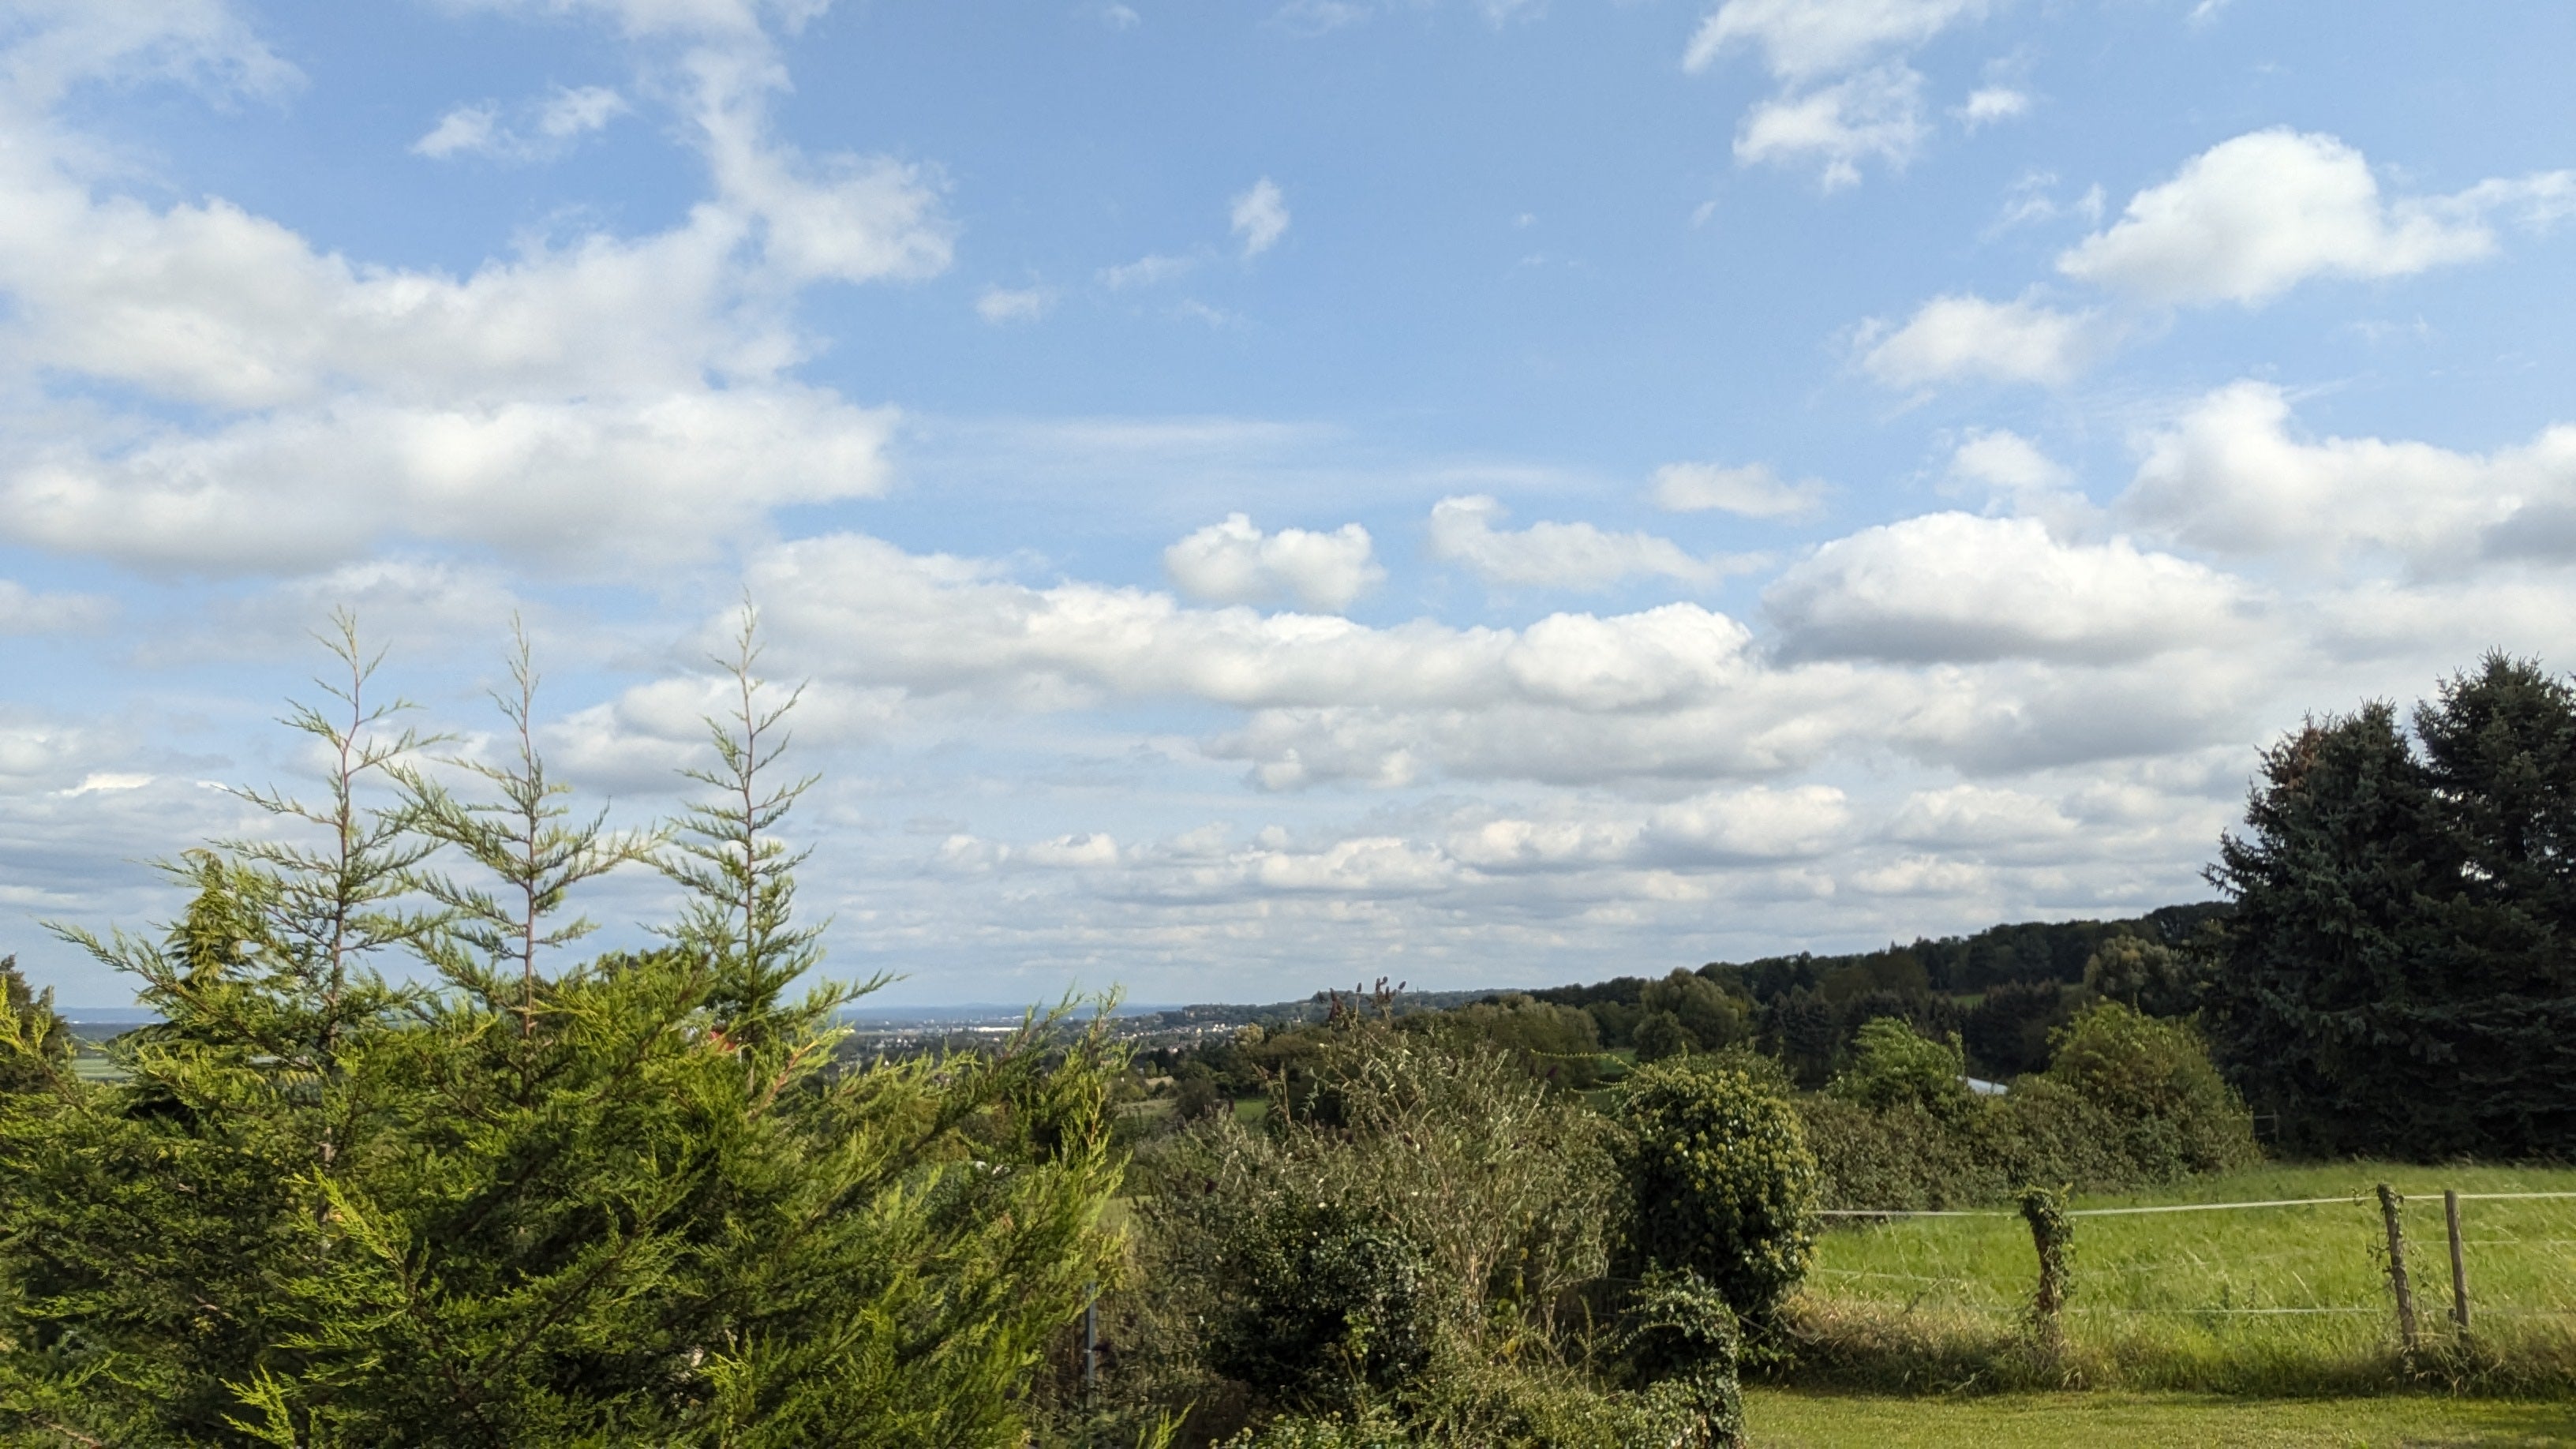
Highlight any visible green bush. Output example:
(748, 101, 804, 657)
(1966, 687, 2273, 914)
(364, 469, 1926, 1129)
(1612, 1057, 1818, 1324)
(1826, 1017, 1970, 1117)
(1207, 1200, 1436, 1406)
(1799, 1004, 2258, 1210)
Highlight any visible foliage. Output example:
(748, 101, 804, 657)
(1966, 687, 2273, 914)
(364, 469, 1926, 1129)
(1118, 1019, 1740, 1446)
(1799, 1007, 2257, 1211)
(1204, 1199, 1436, 1406)
(1634, 970, 1750, 1061)
(1960, 980, 2074, 1079)
(2205, 654, 2576, 1158)
(1827, 1018, 1971, 1118)
(0, 620, 1124, 1447)
(1398, 994, 1608, 1091)
(0, 957, 71, 1095)
(1612, 1056, 1818, 1327)
(2080, 938, 2204, 1020)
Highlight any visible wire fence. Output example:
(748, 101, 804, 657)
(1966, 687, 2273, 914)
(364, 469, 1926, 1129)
(1807, 1187, 2576, 1344)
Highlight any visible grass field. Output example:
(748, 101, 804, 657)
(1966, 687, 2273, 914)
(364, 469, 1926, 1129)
(1783, 1163, 2576, 1395)
(1746, 1388, 2576, 1447)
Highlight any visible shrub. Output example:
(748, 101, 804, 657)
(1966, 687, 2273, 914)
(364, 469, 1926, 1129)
(1827, 1017, 1970, 1117)
(1208, 1198, 1435, 1406)
(1612, 1057, 1818, 1324)
(2046, 1002, 2260, 1178)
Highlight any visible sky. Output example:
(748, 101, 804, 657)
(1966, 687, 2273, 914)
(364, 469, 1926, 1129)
(3, 0, 2574, 1008)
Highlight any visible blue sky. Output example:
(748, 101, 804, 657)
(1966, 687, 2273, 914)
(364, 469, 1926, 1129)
(4, 0, 2574, 1006)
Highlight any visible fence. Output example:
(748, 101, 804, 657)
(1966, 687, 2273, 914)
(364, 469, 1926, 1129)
(1810, 1185, 2576, 1350)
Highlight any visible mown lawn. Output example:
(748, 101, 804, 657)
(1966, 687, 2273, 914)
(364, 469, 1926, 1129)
(1746, 1388, 2576, 1447)
(1784, 1163, 2576, 1395)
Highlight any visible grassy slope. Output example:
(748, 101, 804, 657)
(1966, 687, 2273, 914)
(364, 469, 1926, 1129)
(1784, 1163, 2576, 1395)
(1747, 1388, 2576, 1447)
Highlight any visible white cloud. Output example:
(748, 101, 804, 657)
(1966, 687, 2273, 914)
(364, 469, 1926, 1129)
(1163, 513, 1383, 612)
(1765, 511, 2251, 664)
(1887, 784, 2074, 847)
(1098, 4, 1142, 28)
(1857, 292, 2110, 388)
(1650, 461, 1826, 519)
(1097, 253, 1195, 290)
(4, 388, 898, 573)
(1945, 428, 2095, 534)
(1989, 172, 2102, 234)
(1956, 85, 2026, 129)
(1684, 0, 1986, 81)
(1230, 177, 1290, 258)
(975, 284, 1055, 323)
(413, 84, 627, 162)
(1428, 495, 1742, 590)
(2121, 380, 2576, 568)
(0, 0, 299, 109)
(0, 580, 114, 634)
(1685, 0, 1989, 188)
(2058, 129, 2566, 307)
(0, 5, 949, 575)
(1645, 784, 1852, 861)
(440, 0, 833, 41)
(1733, 63, 1926, 189)
(414, 103, 502, 159)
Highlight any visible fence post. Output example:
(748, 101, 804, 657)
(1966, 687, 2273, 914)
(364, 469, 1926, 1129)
(2444, 1189, 2471, 1334)
(2019, 1185, 2072, 1350)
(2376, 1183, 2419, 1352)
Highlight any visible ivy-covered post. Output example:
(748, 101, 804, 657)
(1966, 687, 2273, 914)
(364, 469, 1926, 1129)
(2019, 1186, 2072, 1350)
(2378, 1183, 2420, 1352)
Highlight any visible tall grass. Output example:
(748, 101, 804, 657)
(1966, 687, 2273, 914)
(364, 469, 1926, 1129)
(1777, 1163, 2576, 1396)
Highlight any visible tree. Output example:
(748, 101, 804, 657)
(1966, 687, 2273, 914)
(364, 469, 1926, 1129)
(0, 619, 1126, 1447)
(2205, 657, 2576, 1157)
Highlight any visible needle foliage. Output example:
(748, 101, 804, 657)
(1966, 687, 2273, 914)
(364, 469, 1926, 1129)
(0, 618, 1125, 1447)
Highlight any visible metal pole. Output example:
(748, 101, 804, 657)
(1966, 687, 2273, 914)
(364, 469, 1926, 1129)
(2445, 1189, 2471, 1332)
(2377, 1183, 2419, 1352)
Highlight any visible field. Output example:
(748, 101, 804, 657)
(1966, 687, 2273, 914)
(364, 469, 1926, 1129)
(1745, 1388, 2576, 1447)
(1781, 1163, 2576, 1396)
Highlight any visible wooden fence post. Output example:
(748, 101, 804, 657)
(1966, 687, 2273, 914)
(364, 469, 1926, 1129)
(2376, 1183, 2419, 1352)
(2444, 1189, 2471, 1333)
(2020, 1185, 2072, 1350)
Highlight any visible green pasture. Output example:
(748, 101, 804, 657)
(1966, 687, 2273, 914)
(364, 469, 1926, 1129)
(1746, 1388, 2576, 1447)
(1786, 1163, 2576, 1395)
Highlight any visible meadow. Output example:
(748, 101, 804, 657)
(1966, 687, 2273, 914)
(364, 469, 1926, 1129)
(1780, 1163, 2576, 1398)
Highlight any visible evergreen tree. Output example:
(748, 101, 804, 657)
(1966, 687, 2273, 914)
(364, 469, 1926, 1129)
(2205, 657, 2576, 1156)
(0, 619, 1126, 1447)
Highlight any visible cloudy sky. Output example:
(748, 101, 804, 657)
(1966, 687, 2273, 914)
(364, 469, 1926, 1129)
(4, 0, 2572, 1006)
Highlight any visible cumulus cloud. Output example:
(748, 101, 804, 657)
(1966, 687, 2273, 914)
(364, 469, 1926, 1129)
(1945, 429, 2093, 534)
(1733, 63, 1925, 189)
(1163, 513, 1383, 612)
(1765, 512, 2252, 664)
(1097, 253, 1194, 290)
(2058, 129, 2570, 307)
(1857, 292, 2111, 388)
(1686, 0, 1990, 187)
(1887, 784, 2075, 848)
(0, 580, 114, 634)
(1650, 461, 1826, 519)
(414, 84, 628, 162)
(2121, 380, 2576, 568)
(975, 284, 1055, 323)
(1230, 177, 1290, 258)
(1683, 0, 1986, 81)
(0, 1, 949, 575)
(1428, 496, 1743, 590)
(1956, 85, 2027, 129)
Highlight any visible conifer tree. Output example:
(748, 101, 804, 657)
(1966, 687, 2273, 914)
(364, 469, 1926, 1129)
(0, 616, 1129, 1447)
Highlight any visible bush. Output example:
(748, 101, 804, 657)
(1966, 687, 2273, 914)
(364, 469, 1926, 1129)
(1612, 1057, 1818, 1324)
(1208, 1199, 1435, 1406)
(1827, 1017, 1970, 1117)
(1799, 1004, 2258, 1210)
